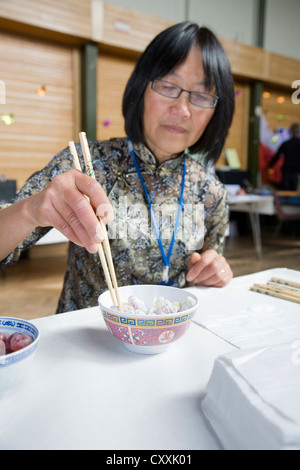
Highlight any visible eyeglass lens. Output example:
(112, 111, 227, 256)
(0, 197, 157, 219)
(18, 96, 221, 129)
(152, 80, 218, 108)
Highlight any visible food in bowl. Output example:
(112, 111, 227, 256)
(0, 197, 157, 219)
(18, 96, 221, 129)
(0, 317, 40, 393)
(115, 295, 196, 315)
(0, 332, 34, 355)
(99, 285, 199, 355)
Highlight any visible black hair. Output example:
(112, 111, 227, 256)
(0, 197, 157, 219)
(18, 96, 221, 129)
(122, 21, 235, 164)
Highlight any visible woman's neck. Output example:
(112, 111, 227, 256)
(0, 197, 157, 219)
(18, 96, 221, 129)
(144, 142, 183, 165)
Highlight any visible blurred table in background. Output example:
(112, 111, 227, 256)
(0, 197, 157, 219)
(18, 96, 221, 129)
(228, 194, 274, 259)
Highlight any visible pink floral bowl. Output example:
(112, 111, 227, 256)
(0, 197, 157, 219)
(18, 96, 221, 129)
(98, 285, 199, 354)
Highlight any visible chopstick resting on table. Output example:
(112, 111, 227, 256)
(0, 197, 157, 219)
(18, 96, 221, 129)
(270, 277, 300, 290)
(69, 134, 123, 312)
(250, 279, 300, 304)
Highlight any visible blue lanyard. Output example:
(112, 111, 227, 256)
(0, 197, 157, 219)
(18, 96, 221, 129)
(128, 139, 186, 285)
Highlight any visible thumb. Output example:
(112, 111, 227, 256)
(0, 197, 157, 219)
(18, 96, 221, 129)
(188, 252, 201, 269)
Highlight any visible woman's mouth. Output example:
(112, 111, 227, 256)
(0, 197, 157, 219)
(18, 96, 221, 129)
(164, 125, 186, 134)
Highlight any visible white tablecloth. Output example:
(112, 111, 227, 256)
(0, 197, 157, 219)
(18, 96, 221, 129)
(1, 268, 299, 450)
(0, 308, 234, 450)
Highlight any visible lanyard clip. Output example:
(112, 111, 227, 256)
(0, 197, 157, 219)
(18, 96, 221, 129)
(163, 265, 169, 283)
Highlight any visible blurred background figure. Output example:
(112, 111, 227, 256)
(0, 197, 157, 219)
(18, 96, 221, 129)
(269, 123, 300, 191)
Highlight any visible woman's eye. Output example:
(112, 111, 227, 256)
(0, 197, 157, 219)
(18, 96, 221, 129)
(163, 85, 176, 92)
(194, 93, 211, 104)
(195, 93, 208, 101)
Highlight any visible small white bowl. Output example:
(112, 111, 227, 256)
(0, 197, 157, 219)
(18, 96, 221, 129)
(98, 285, 199, 354)
(0, 317, 40, 394)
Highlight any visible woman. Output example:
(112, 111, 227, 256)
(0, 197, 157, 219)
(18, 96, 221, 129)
(0, 22, 235, 313)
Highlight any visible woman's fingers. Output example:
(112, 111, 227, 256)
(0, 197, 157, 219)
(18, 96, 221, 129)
(51, 195, 102, 253)
(28, 170, 114, 252)
(186, 250, 233, 287)
(73, 171, 114, 224)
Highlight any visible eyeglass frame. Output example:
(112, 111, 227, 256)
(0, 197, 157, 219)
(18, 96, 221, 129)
(151, 79, 219, 109)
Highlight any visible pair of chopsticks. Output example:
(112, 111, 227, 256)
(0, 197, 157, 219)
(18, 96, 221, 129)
(250, 277, 300, 304)
(69, 132, 123, 312)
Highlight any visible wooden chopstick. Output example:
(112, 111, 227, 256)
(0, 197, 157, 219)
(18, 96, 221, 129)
(253, 283, 300, 299)
(69, 139, 118, 307)
(69, 141, 81, 172)
(267, 282, 300, 298)
(69, 136, 123, 311)
(270, 277, 300, 290)
(78, 133, 123, 312)
(250, 285, 300, 304)
(250, 281, 300, 304)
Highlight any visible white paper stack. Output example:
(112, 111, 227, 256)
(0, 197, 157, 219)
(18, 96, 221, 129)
(202, 343, 300, 450)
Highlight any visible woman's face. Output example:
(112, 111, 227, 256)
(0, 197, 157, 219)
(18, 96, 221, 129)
(143, 46, 216, 164)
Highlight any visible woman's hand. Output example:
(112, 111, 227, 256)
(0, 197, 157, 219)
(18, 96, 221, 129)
(186, 250, 233, 287)
(0, 169, 115, 262)
(24, 169, 114, 253)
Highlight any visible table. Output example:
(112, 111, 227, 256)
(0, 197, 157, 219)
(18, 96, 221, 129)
(228, 194, 274, 259)
(0, 310, 235, 450)
(0, 268, 299, 451)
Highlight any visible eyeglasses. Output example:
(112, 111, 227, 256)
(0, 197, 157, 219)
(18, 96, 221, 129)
(151, 79, 219, 109)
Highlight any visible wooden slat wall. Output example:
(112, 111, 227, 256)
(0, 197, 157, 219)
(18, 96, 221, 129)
(221, 38, 269, 82)
(268, 53, 300, 88)
(98, 3, 172, 53)
(218, 82, 250, 169)
(0, 31, 79, 188)
(1, 0, 300, 87)
(97, 51, 136, 141)
(0, 0, 92, 42)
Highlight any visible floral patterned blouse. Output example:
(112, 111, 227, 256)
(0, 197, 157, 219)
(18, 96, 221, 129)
(0, 138, 229, 313)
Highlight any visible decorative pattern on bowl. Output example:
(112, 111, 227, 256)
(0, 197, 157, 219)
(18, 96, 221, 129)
(102, 310, 194, 346)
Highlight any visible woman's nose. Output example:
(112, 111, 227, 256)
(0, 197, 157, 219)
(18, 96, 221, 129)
(169, 92, 192, 119)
